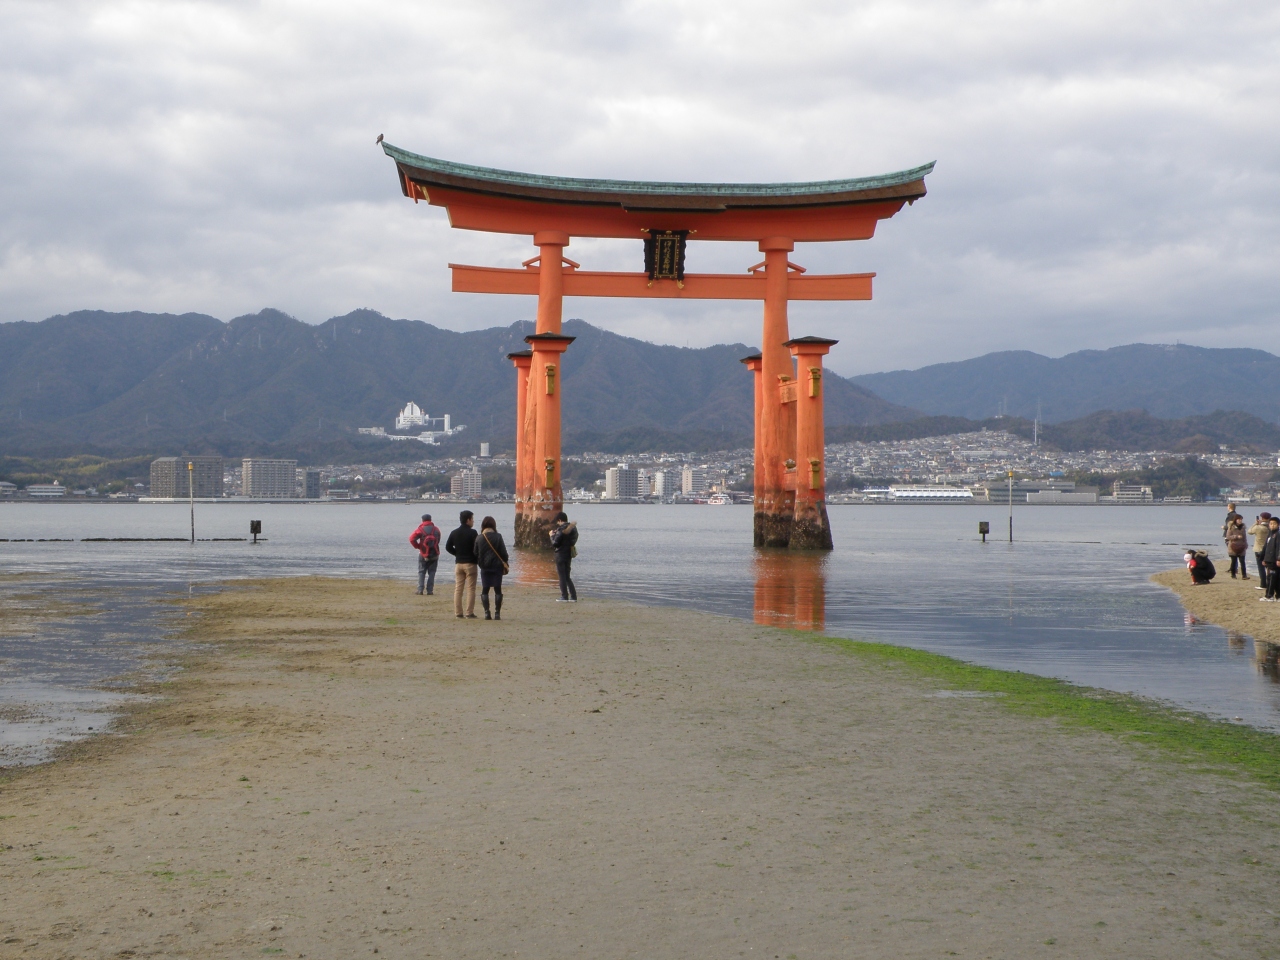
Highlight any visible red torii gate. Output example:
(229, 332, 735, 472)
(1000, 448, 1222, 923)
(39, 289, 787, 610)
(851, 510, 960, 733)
(380, 143, 932, 550)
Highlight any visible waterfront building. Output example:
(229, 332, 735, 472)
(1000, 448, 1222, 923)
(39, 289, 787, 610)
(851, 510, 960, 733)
(681, 467, 708, 496)
(1112, 482, 1154, 503)
(605, 465, 640, 500)
(652, 469, 681, 498)
(150, 456, 224, 499)
(887, 485, 974, 503)
(1026, 489, 1099, 504)
(304, 469, 322, 499)
(0, 481, 16, 496)
(25, 483, 65, 498)
(242, 459, 298, 498)
(982, 480, 1078, 505)
(451, 469, 482, 498)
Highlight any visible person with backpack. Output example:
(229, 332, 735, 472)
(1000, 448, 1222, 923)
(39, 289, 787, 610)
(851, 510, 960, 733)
(475, 515, 510, 621)
(1226, 516, 1250, 580)
(1263, 517, 1280, 601)
(549, 511, 578, 602)
(445, 509, 480, 619)
(409, 513, 441, 595)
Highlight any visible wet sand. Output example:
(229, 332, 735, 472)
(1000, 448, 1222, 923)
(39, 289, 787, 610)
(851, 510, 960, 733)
(2, 576, 1279, 958)
(1154, 565, 1280, 646)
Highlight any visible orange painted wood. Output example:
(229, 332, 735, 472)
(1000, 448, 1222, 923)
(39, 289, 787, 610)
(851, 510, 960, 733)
(450, 265, 873, 301)
(428, 186, 897, 242)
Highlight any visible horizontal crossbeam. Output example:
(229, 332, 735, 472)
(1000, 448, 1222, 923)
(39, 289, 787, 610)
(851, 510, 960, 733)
(449, 264, 874, 301)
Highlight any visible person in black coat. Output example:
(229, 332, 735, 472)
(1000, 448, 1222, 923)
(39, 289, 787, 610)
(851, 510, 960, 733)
(1263, 518, 1280, 601)
(475, 516, 510, 620)
(445, 510, 480, 618)
(549, 511, 578, 602)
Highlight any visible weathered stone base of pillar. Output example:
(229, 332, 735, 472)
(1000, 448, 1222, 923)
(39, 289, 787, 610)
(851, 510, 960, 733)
(514, 499, 560, 550)
(753, 491, 795, 548)
(789, 499, 834, 551)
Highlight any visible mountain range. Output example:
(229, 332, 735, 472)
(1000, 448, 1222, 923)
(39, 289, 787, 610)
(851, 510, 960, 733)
(852, 343, 1280, 423)
(5, 311, 1280, 460)
(0, 309, 913, 458)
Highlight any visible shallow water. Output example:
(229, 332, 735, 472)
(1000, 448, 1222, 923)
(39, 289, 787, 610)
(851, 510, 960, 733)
(1, 501, 1277, 763)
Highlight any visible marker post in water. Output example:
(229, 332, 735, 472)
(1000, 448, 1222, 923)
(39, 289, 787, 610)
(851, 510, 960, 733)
(188, 461, 195, 544)
(1007, 470, 1014, 543)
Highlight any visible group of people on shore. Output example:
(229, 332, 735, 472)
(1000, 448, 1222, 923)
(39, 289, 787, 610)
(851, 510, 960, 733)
(1188, 502, 1280, 601)
(408, 510, 579, 619)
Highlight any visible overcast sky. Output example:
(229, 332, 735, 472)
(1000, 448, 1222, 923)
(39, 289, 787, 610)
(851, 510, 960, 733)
(2, 1, 1278, 375)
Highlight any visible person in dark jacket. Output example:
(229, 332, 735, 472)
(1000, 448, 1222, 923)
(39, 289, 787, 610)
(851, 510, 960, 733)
(445, 510, 479, 618)
(1185, 549, 1215, 585)
(409, 513, 441, 595)
(1226, 516, 1250, 580)
(1263, 517, 1280, 601)
(475, 515, 510, 621)
(549, 511, 578, 602)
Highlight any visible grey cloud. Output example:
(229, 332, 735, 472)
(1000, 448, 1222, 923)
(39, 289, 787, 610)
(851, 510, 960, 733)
(1, 0, 1277, 376)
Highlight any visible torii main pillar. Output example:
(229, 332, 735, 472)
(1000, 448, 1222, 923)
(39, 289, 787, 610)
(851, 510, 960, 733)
(379, 141, 932, 551)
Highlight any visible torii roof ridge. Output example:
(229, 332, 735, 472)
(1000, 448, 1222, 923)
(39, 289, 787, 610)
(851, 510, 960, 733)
(381, 142, 933, 211)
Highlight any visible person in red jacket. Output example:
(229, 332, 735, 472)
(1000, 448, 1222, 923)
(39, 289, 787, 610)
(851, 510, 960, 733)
(409, 513, 441, 595)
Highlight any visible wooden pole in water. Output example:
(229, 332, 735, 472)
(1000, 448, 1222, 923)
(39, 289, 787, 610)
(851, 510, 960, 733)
(188, 461, 195, 544)
(1007, 471, 1013, 543)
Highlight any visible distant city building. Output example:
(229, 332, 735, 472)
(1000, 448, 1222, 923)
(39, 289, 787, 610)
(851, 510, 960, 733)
(681, 467, 708, 495)
(242, 459, 298, 498)
(981, 480, 1077, 504)
(357, 426, 386, 436)
(479, 443, 491, 458)
(1112, 482, 1154, 503)
(451, 469, 482, 498)
(605, 465, 640, 500)
(1026, 488, 1099, 504)
(304, 469, 322, 499)
(0, 481, 16, 496)
(887, 485, 974, 502)
(25, 483, 65, 498)
(150, 456, 224, 499)
(652, 469, 681, 498)
(395, 402, 454, 435)
(395, 402, 428, 430)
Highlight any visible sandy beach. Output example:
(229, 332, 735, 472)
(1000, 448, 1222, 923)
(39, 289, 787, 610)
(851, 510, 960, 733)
(3, 576, 1280, 958)
(1154, 564, 1280, 648)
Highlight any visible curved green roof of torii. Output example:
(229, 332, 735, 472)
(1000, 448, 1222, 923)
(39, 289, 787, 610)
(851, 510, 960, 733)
(381, 142, 934, 211)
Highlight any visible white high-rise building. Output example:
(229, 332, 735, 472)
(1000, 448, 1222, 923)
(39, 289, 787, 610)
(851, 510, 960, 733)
(652, 469, 682, 498)
(242, 459, 298, 498)
(682, 467, 708, 495)
(605, 465, 640, 500)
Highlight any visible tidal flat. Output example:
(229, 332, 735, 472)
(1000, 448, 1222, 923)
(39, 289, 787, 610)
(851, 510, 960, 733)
(2, 576, 1279, 958)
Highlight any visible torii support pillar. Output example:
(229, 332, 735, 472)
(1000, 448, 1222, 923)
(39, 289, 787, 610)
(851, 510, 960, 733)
(740, 352, 764, 506)
(517, 332, 575, 548)
(507, 349, 533, 535)
(786, 336, 838, 550)
(756, 237, 799, 548)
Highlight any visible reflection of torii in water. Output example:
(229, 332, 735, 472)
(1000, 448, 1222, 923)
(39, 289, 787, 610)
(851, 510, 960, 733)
(379, 141, 932, 551)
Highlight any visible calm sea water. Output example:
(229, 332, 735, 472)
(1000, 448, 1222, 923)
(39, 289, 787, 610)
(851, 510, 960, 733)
(2, 501, 1278, 763)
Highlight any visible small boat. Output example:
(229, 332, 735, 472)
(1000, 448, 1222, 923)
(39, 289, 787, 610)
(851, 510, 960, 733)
(707, 492, 732, 505)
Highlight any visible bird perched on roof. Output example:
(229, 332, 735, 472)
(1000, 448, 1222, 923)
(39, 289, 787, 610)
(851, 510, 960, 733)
(376, 134, 383, 144)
